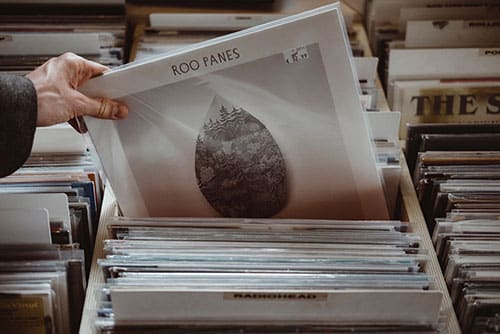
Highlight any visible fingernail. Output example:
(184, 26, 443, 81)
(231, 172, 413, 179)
(111, 105, 120, 120)
(115, 104, 129, 119)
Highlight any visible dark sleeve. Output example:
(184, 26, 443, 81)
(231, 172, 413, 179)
(0, 74, 37, 178)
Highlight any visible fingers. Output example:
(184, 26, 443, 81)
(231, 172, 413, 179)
(57, 52, 110, 87)
(72, 91, 128, 120)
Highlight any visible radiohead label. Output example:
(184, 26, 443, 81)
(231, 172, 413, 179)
(224, 293, 327, 301)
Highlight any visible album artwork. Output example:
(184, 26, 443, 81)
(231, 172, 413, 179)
(81, 4, 388, 219)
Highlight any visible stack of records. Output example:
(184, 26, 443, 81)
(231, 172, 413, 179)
(0, 124, 105, 332)
(94, 217, 447, 333)
(0, 245, 86, 334)
(0, 0, 126, 75)
(132, 12, 285, 61)
(406, 123, 500, 226)
(0, 124, 104, 277)
(364, 0, 500, 140)
(406, 123, 500, 333)
(131, 6, 360, 62)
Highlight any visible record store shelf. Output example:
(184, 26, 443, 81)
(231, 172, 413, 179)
(79, 157, 461, 334)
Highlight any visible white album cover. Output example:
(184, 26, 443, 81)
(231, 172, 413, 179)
(81, 3, 388, 219)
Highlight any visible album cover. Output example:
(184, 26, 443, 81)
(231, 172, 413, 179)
(0, 246, 86, 334)
(0, 289, 55, 334)
(392, 79, 500, 139)
(81, 4, 388, 219)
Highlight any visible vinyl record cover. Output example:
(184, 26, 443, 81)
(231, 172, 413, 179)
(81, 4, 388, 219)
(392, 79, 500, 139)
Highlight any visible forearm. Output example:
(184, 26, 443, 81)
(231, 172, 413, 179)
(0, 74, 37, 177)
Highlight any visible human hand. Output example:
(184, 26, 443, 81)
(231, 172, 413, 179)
(26, 52, 128, 133)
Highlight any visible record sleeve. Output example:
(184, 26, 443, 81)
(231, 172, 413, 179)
(80, 4, 388, 219)
(0, 289, 55, 334)
(392, 79, 500, 139)
(419, 133, 500, 153)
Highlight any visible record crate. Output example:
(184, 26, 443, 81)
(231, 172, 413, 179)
(79, 155, 461, 334)
(79, 3, 459, 332)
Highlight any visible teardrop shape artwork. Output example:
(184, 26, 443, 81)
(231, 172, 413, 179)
(195, 95, 287, 218)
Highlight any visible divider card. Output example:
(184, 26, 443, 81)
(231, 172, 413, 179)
(0, 208, 51, 244)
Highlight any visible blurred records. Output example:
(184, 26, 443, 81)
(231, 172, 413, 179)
(91, 217, 447, 333)
(0, 2, 119, 330)
(0, 124, 105, 333)
(392, 79, 500, 139)
(406, 122, 500, 333)
(0, 245, 86, 334)
(0, 0, 126, 75)
(365, 0, 500, 84)
(81, 4, 389, 219)
(364, 0, 500, 138)
(132, 13, 286, 61)
(131, 8, 361, 62)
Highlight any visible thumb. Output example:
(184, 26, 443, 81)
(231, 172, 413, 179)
(74, 93, 128, 120)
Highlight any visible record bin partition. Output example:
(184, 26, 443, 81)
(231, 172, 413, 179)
(79, 158, 461, 334)
(398, 155, 461, 334)
(351, 21, 390, 112)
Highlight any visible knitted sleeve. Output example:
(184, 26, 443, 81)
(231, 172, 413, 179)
(0, 74, 37, 177)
